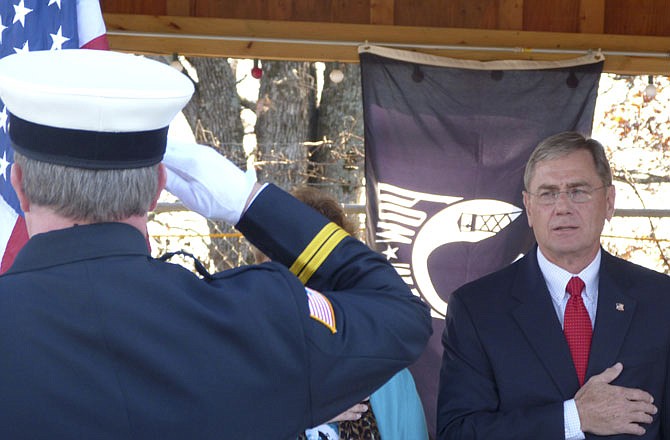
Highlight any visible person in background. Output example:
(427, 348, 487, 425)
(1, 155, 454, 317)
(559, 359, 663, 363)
(253, 186, 429, 440)
(0, 49, 432, 439)
(437, 131, 670, 439)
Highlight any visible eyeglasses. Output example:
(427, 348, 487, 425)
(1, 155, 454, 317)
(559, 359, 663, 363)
(526, 185, 608, 205)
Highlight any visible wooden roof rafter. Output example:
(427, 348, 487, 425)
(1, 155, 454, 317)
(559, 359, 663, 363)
(101, 0, 670, 75)
(104, 14, 670, 75)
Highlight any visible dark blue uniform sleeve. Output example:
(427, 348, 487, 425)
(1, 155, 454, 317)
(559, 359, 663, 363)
(236, 184, 432, 426)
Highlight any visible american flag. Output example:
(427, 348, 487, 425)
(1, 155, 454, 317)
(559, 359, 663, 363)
(306, 286, 336, 334)
(0, 0, 108, 273)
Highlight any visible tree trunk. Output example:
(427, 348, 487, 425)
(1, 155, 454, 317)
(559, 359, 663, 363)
(182, 57, 244, 149)
(254, 60, 317, 189)
(181, 57, 251, 271)
(312, 62, 364, 204)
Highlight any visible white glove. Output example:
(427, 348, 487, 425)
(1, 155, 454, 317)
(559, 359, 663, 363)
(163, 139, 257, 224)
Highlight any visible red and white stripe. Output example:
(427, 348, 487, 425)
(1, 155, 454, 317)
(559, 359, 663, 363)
(77, 0, 109, 50)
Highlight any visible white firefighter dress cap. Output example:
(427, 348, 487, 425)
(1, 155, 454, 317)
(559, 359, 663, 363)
(0, 49, 194, 169)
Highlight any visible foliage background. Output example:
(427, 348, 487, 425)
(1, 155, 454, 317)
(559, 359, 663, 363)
(595, 74, 670, 273)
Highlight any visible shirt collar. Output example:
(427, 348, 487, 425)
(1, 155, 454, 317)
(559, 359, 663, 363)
(537, 247, 600, 303)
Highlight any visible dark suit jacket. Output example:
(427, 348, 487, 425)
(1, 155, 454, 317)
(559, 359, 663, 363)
(0, 184, 432, 440)
(438, 247, 670, 439)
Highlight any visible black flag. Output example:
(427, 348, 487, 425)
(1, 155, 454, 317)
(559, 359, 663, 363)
(360, 45, 604, 436)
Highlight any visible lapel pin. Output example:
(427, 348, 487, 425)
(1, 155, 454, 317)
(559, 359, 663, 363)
(615, 303, 625, 312)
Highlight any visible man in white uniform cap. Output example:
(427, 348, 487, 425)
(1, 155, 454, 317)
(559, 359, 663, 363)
(0, 49, 431, 439)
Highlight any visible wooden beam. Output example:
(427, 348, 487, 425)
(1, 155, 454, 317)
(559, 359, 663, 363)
(498, 0, 523, 30)
(104, 14, 670, 74)
(166, 0, 192, 16)
(370, 0, 394, 25)
(579, 0, 605, 33)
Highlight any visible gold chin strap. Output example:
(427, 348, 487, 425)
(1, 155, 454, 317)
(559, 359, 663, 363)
(289, 222, 349, 284)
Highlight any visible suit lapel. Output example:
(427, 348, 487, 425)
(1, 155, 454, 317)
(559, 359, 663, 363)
(512, 250, 580, 398)
(585, 252, 636, 379)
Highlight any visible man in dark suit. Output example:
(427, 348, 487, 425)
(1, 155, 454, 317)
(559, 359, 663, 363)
(0, 49, 432, 439)
(438, 131, 669, 439)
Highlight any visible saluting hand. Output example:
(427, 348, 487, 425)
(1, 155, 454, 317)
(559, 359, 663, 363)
(163, 139, 258, 225)
(574, 362, 657, 436)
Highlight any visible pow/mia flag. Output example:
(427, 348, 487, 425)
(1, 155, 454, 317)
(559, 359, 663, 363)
(359, 45, 603, 436)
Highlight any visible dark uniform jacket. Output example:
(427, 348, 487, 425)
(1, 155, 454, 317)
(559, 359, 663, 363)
(0, 184, 432, 439)
(438, 246, 670, 439)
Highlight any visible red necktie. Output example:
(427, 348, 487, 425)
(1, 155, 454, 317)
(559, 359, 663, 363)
(564, 276, 591, 386)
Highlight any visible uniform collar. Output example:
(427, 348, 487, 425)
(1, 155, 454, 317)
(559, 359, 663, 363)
(4, 222, 150, 275)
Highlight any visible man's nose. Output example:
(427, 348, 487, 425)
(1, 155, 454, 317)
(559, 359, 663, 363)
(553, 191, 574, 210)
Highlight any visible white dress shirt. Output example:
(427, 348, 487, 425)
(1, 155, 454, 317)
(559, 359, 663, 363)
(536, 248, 601, 440)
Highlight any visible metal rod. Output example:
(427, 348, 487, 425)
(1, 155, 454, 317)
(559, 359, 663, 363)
(106, 30, 670, 59)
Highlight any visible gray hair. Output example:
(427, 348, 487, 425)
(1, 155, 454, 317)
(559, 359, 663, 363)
(13, 152, 160, 223)
(523, 131, 612, 190)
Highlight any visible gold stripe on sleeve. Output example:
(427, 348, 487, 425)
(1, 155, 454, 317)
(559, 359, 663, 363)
(297, 229, 349, 284)
(289, 223, 339, 276)
(289, 223, 349, 284)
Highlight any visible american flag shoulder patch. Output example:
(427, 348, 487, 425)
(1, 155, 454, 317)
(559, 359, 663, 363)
(306, 287, 336, 334)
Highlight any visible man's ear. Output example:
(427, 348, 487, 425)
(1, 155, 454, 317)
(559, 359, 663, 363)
(149, 163, 167, 212)
(10, 163, 30, 212)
